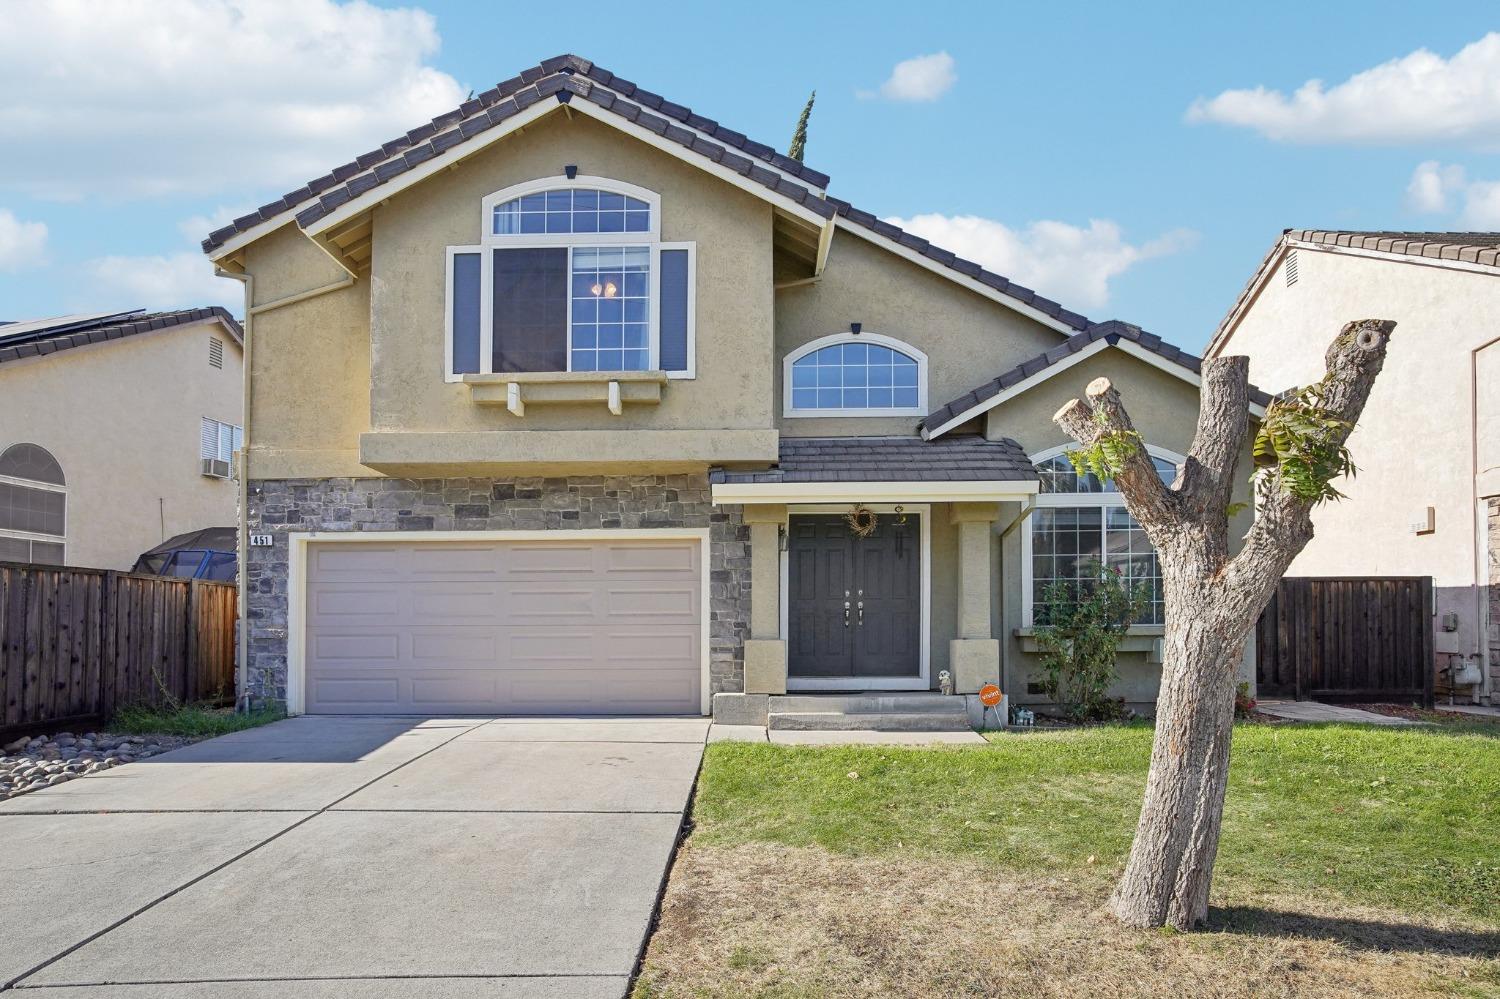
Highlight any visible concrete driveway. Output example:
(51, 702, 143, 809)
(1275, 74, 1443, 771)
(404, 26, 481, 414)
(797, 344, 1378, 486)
(0, 715, 710, 997)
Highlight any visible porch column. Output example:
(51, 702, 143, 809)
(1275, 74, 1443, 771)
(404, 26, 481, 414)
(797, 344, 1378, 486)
(949, 502, 1001, 694)
(742, 504, 788, 694)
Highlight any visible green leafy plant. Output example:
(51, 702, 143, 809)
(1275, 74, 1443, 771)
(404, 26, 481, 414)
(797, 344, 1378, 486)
(1066, 428, 1143, 485)
(1034, 561, 1150, 723)
(1234, 681, 1257, 719)
(1252, 378, 1356, 503)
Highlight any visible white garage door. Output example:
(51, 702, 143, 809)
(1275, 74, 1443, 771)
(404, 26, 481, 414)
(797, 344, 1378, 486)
(302, 537, 703, 715)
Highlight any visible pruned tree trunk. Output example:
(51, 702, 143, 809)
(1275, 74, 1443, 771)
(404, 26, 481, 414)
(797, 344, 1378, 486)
(1052, 319, 1396, 930)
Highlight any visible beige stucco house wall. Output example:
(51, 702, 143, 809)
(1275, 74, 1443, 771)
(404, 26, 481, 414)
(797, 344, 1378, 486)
(0, 316, 244, 570)
(1211, 232, 1500, 704)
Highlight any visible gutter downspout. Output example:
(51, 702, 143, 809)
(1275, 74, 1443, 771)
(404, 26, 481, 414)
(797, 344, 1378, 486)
(215, 266, 253, 712)
(214, 268, 357, 712)
(995, 497, 1037, 719)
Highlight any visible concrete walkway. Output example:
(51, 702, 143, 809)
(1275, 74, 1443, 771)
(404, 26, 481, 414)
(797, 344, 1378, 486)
(0, 715, 710, 997)
(708, 723, 985, 745)
(1256, 700, 1416, 726)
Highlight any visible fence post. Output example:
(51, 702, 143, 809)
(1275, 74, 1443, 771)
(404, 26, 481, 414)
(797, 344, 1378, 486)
(1420, 575, 1435, 709)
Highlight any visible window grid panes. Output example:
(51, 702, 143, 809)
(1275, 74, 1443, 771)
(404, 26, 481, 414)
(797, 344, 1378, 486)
(1036, 454, 1176, 493)
(570, 246, 651, 371)
(1030, 453, 1175, 626)
(1106, 506, 1164, 625)
(1030, 507, 1103, 625)
(492, 189, 651, 236)
(789, 342, 920, 411)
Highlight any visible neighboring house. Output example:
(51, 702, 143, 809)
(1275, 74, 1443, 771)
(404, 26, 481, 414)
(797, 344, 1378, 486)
(1210, 230, 1499, 706)
(202, 54, 1257, 718)
(0, 308, 244, 571)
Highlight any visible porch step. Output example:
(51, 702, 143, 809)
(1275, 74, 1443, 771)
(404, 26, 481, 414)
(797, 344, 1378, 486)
(767, 693, 971, 732)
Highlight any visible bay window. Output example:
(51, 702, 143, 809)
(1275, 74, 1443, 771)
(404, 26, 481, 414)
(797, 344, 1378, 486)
(1024, 448, 1180, 626)
(445, 177, 695, 381)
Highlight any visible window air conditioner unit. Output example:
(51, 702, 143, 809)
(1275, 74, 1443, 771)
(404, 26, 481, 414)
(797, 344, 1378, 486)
(201, 457, 231, 478)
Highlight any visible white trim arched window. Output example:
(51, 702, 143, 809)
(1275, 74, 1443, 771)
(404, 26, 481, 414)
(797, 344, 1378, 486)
(1022, 443, 1184, 627)
(0, 442, 66, 566)
(445, 175, 695, 381)
(783, 332, 928, 418)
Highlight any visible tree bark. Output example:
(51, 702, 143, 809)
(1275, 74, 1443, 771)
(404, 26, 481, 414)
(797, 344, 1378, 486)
(1052, 319, 1396, 930)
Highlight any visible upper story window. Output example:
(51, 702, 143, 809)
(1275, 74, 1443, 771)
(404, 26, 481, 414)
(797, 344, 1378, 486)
(492, 188, 652, 236)
(783, 333, 928, 418)
(1025, 445, 1181, 627)
(445, 176, 694, 381)
(0, 442, 65, 566)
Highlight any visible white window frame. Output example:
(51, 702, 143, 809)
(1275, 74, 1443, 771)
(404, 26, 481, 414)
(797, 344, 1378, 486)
(200, 417, 243, 463)
(444, 176, 695, 381)
(782, 331, 929, 418)
(1020, 443, 1185, 627)
(0, 444, 66, 564)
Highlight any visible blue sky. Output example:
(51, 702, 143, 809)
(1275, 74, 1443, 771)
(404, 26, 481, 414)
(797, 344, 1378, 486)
(1, 1, 1497, 351)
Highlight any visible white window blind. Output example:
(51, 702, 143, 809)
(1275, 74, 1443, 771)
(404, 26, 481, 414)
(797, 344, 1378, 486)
(200, 417, 242, 461)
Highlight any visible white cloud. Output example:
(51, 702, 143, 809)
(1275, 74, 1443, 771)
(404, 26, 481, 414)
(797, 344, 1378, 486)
(1187, 33, 1500, 146)
(861, 52, 957, 102)
(83, 252, 243, 312)
(886, 214, 1195, 310)
(0, 209, 48, 271)
(0, 0, 467, 200)
(1405, 160, 1465, 213)
(1403, 161, 1500, 227)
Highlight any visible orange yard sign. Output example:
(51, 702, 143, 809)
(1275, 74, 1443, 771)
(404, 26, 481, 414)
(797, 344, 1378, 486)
(979, 684, 1002, 707)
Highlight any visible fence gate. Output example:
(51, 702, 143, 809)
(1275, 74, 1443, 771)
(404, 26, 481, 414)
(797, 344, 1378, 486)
(1255, 576, 1434, 707)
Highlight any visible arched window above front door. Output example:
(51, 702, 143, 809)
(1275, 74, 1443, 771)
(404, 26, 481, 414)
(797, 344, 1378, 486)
(783, 333, 928, 417)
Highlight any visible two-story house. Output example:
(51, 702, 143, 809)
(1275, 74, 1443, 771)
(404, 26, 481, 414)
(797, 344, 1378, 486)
(0, 307, 244, 571)
(203, 55, 1257, 722)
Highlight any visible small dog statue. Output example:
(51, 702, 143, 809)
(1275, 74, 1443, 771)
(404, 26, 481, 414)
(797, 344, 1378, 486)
(938, 669, 954, 696)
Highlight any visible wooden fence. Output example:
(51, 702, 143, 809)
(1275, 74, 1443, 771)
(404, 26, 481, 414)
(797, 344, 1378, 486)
(0, 562, 237, 736)
(1255, 576, 1434, 707)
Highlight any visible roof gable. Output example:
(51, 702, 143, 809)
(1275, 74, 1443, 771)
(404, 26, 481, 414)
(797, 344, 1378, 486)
(1210, 228, 1500, 357)
(0, 307, 242, 367)
(202, 54, 1092, 334)
(922, 320, 1269, 440)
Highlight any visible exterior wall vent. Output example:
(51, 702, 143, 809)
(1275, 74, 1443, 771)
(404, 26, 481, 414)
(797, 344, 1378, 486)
(209, 336, 224, 369)
(1284, 249, 1299, 287)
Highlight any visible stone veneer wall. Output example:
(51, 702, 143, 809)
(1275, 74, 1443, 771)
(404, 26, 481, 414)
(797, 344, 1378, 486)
(242, 474, 749, 707)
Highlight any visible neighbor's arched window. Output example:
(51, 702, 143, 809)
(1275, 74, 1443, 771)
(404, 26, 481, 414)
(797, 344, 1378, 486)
(0, 443, 66, 565)
(444, 176, 695, 381)
(784, 332, 928, 417)
(1024, 445, 1181, 627)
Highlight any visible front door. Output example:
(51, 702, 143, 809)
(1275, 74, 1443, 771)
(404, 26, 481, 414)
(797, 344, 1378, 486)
(787, 513, 921, 682)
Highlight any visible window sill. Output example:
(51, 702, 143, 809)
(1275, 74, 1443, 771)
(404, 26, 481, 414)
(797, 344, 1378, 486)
(462, 371, 668, 416)
(1014, 624, 1165, 654)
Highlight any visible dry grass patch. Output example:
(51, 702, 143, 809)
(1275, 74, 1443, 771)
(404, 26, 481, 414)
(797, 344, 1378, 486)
(635, 843, 1500, 999)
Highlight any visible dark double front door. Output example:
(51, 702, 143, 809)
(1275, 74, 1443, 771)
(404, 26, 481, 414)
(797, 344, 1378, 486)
(787, 514, 921, 680)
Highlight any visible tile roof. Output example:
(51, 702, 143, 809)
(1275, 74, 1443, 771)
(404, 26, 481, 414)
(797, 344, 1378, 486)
(921, 319, 1272, 437)
(1210, 229, 1500, 356)
(199, 54, 1091, 332)
(709, 435, 1037, 484)
(0, 307, 241, 367)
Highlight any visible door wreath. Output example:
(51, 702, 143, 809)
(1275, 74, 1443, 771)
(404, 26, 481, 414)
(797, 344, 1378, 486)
(844, 504, 878, 539)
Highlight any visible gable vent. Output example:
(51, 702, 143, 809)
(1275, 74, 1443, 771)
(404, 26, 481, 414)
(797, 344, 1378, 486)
(1284, 250, 1299, 287)
(209, 336, 224, 369)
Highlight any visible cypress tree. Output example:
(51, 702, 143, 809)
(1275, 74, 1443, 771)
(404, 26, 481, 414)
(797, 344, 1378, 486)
(788, 91, 815, 162)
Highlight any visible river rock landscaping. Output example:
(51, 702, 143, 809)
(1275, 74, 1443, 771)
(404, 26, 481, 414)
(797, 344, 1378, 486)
(0, 730, 194, 800)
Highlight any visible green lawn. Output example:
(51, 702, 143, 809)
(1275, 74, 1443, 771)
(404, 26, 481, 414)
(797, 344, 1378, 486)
(108, 703, 285, 739)
(692, 721, 1500, 921)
